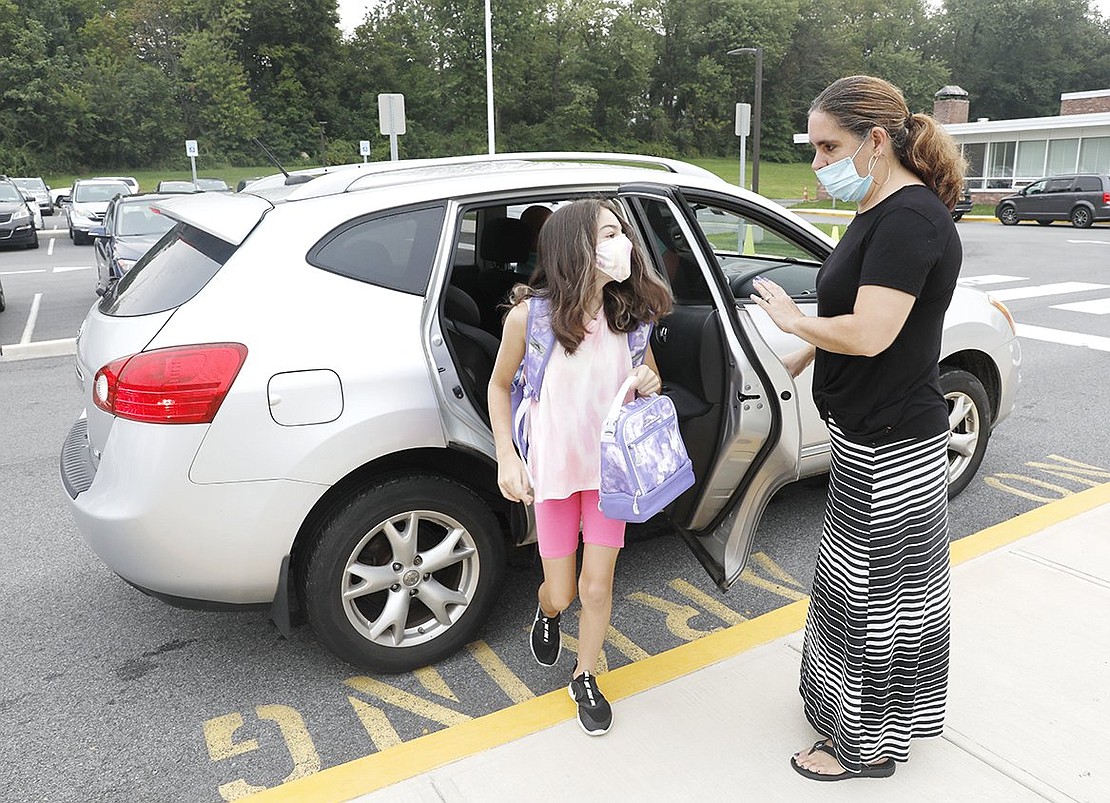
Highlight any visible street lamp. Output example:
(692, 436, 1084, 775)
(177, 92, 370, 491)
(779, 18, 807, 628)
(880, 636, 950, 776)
(727, 47, 763, 194)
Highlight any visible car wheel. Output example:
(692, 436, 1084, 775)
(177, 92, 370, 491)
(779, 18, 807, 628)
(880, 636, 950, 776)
(1070, 206, 1093, 229)
(940, 368, 991, 499)
(303, 474, 507, 673)
(27, 230, 39, 249)
(997, 205, 1018, 226)
(1036, 220, 1053, 226)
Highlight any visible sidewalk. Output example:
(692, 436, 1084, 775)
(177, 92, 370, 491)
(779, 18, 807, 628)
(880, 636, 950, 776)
(248, 484, 1110, 803)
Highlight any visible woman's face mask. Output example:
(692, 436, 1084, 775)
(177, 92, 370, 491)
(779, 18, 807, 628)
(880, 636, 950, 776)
(596, 233, 633, 282)
(814, 138, 878, 203)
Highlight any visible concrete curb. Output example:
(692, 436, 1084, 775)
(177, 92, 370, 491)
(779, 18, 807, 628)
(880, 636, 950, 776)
(0, 338, 77, 362)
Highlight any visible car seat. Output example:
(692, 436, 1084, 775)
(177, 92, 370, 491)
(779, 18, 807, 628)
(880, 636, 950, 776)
(476, 217, 531, 333)
(444, 285, 500, 416)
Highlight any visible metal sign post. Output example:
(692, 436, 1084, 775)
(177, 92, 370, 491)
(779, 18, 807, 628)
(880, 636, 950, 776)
(735, 104, 751, 189)
(185, 139, 199, 185)
(359, 140, 371, 164)
(377, 94, 406, 162)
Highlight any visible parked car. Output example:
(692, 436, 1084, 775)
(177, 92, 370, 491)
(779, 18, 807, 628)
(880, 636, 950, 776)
(0, 176, 40, 249)
(89, 194, 177, 295)
(952, 183, 972, 221)
(12, 177, 53, 216)
(61, 179, 133, 244)
(0, 275, 5, 311)
(61, 153, 1021, 673)
(155, 180, 200, 194)
(93, 175, 141, 195)
(995, 173, 1110, 228)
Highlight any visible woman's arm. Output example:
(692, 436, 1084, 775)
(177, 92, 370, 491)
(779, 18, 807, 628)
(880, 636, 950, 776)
(487, 302, 533, 504)
(751, 279, 915, 358)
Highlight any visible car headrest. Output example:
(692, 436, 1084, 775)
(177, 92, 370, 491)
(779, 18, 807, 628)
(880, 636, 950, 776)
(479, 217, 531, 264)
(445, 285, 482, 328)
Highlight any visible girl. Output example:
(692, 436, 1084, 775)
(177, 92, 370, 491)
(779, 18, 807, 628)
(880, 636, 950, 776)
(487, 198, 672, 736)
(752, 75, 965, 781)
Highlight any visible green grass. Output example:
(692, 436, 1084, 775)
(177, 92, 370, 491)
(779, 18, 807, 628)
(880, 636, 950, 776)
(686, 158, 821, 201)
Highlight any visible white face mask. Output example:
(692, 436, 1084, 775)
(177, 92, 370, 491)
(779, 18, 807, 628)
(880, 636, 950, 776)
(596, 234, 633, 282)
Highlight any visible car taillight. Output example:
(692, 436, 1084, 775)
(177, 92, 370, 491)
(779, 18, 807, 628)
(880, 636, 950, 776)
(1102, 192, 1110, 205)
(92, 343, 248, 424)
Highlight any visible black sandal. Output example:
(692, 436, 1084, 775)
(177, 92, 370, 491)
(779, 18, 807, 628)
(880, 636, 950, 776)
(790, 742, 896, 782)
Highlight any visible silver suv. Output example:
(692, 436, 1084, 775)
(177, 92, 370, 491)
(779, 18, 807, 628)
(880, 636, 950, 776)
(995, 173, 1110, 228)
(60, 154, 1021, 672)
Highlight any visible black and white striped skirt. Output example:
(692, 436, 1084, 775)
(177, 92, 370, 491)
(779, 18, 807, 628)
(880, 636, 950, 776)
(799, 419, 951, 772)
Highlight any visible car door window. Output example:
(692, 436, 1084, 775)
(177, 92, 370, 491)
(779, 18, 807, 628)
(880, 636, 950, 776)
(1074, 176, 1100, 192)
(308, 204, 446, 295)
(1046, 179, 1072, 193)
(678, 198, 824, 301)
(1024, 180, 1046, 195)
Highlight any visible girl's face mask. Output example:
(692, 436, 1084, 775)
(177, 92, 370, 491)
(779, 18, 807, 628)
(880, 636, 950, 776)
(596, 233, 633, 282)
(814, 138, 878, 203)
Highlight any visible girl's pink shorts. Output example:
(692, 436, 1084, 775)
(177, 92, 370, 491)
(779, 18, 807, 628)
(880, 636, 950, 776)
(533, 490, 625, 559)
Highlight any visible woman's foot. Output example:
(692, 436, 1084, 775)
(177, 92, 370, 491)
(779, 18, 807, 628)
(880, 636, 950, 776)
(790, 740, 895, 781)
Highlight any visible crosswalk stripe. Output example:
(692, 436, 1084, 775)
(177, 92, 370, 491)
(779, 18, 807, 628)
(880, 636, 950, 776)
(957, 274, 1027, 286)
(1052, 298, 1110, 315)
(1015, 324, 1110, 352)
(990, 282, 1110, 301)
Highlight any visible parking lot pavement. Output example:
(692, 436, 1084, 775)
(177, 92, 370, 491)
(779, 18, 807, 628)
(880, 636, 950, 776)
(243, 484, 1110, 803)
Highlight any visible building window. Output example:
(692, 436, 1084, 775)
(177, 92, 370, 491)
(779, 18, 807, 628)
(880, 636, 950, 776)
(963, 143, 986, 189)
(1015, 140, 1047, 181)
(1047, 139, 1079, 175)
(987, 141, 1016, 188)
(1078, 137, 1110, 173)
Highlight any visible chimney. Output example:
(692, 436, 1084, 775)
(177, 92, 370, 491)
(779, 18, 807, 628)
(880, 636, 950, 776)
(1060, 89, 1110, 115)
(933, 86, 969, 124)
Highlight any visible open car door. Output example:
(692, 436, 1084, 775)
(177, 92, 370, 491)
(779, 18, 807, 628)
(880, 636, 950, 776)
(618, 183, 803, 591)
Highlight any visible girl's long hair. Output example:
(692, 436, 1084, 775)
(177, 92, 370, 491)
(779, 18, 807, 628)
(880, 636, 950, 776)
(810, 75, 967, 210)
(509, 198, 673, 354)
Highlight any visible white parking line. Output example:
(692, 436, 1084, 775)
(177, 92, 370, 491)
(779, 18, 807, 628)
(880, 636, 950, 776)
(1066, 240, 1110, 246)
(990, 282, 1110, 301)
(957, 274, 1027, 286)
(1052, 298, 1110, 315)
(47, 237, 55, 256)
(21, 293, 42, 345)
(1016, 324, 1110, 352)
(0, 269, 47, 276)
(52, 266, 94, 273)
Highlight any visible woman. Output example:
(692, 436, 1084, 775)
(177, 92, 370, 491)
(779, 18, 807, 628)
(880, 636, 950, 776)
(751, 75, 966, 781)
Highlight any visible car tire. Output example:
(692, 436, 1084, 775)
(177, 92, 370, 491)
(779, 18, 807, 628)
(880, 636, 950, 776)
(27, 230, 39, 249)
(1070, 206, 1093, 229)
(997, 205, 1018, 226)
(303, 474, 507, 673)
(940, 368, 991, 499)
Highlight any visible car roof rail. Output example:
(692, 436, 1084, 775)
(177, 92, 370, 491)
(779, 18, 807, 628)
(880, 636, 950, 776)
(283, 151, 722, 200)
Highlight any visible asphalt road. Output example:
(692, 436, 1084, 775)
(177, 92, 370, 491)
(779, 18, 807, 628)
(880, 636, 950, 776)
(1, 218, 1108, 802)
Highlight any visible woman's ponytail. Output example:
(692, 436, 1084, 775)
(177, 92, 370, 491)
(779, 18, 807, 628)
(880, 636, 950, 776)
(901, 112, 967, 211)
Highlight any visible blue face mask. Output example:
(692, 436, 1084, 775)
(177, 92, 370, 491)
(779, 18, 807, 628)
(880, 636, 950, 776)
(814, 138, 876, 203)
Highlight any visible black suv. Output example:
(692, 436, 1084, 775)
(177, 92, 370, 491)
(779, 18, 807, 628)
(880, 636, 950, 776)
(994, 173, 1110, 228)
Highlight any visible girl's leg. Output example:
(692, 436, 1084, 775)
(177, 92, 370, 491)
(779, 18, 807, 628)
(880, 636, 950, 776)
(533, 495, 584, 615)
(573, 543, 619, 677)
(539, 554, 577, 615)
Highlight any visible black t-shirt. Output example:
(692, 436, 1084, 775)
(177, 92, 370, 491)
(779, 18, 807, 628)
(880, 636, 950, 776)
(812, 185, 962, 445)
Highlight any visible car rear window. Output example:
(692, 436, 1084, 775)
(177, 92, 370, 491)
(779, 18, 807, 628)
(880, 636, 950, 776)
(99, 224, 235, 317)
(307, 205, 446, 295)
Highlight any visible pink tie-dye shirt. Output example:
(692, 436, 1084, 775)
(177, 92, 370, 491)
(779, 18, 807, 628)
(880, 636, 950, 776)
(529, 306, 633, 502)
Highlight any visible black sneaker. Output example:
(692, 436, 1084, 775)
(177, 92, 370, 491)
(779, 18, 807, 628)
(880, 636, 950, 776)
(529, 604, 561, 666)
(568, 671, 612, 736)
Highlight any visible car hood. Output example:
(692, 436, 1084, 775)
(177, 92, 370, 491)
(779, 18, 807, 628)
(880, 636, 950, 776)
(0, 200, 31, 214)
(72, 201, 112, 215)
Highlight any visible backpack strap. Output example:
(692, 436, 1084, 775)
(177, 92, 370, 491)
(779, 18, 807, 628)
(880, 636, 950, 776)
(627, 320, 653, 368)
(521, 295, 557, 401)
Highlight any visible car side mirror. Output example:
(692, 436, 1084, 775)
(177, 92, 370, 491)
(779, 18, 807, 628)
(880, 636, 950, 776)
(22, 192, 35, 202)
(57, 194, 71, 205)
(88, 226, 107, 238)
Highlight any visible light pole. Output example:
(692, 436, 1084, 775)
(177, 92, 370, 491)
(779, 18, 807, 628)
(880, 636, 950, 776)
(727, 47, 762, 194)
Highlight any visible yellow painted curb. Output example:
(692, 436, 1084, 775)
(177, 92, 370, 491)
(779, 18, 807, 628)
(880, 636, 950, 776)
(245, 481, 1110, 802)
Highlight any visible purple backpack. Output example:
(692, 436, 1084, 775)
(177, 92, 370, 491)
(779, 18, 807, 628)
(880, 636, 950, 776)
(511, 296, 652, 464)
(510, 295, 693, 522)
(598, 376, 695, 522)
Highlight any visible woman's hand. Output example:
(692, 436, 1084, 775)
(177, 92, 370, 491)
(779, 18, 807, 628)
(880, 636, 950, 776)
(782, 345, 816, 378)
(628, 363, 661, 397)
(751, 277, 805, 334)
(497, 454, 534, 505)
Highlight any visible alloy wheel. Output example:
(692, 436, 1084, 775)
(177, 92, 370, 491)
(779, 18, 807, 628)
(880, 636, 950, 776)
(945, 390, 981, 486)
